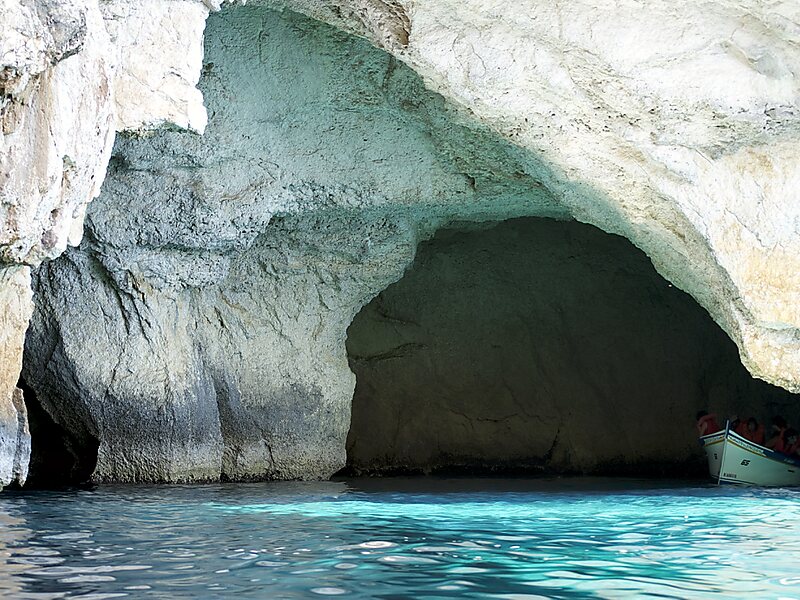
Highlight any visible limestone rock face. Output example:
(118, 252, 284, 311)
(101, 0, 212, 133)
(275, 0, 800, 392)
(11, 1, 800, 483)
(1, 0, 115, 267)
(1, 0, 115, 486)
(0, 267, 32, 486)
(1, 0, 222, 485)
(1, 0, 217, 269)
(26, 7, 543, 481)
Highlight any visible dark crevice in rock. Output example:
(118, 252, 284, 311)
(345, 217, 800, 477)
(16, 376, 98, 488)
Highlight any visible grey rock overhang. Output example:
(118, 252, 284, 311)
(263, 0, 800, 392)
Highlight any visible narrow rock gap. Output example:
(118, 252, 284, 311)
(16, 376, 98, 488)
(344, 217, 800, 477)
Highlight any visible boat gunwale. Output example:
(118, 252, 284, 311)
(699, 429, 800, 468)
(699, 430, 725, 447)
(724, 429, 800, 469)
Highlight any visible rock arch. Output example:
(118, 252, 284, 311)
(9, 3, 800, 485)
(346, 218, 800, 475)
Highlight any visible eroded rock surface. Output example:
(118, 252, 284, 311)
(1, 0, 113, 487)
(102, 0, 212, 133)
(347, 219, 800, 475)
(0, 267, 32, 486)
(276, 0, 800, 392)
(1, 0, 219, 485)
(25, 7, 553, 481)
(1, 0, 114, 267)
(10, 1, 800, 484)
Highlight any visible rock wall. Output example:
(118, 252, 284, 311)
(0, 267, 32, 485)
(1, 0, 216, 485)
(347, 219, 799, 475)
(6, 1, 800, 484)
(24, 6, 554, 482)
(1, 0, 114, 486)
(276, 0, 800, 393)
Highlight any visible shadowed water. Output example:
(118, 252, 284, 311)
(1, 478, 799, 598)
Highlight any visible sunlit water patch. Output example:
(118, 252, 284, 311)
(1, 478, 799, 598)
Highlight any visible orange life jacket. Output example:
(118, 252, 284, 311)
(745, 424, 765, 446)
(768, 428, 786, 452)
(697, 414, 722, 436)
(735, 420, 749, 437)
(737, 419, 765, 445)
(775, 436, 799, 456)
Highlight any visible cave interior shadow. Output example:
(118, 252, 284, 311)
(344, 217, 800, 479)
(14, 377, 99, 489)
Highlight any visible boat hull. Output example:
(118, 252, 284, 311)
(705, 429, 800, 487)
(699, 430, 725, 479)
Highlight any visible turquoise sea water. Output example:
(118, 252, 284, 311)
(1, 478, 799, 598)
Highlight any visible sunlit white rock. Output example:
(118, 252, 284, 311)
(278, 0, 800, 390)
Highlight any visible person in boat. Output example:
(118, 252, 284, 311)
(696, 410, 722, 436)
(741, 417, 765, 445)
(732, 415, 762, 442)
(781, 428, 800, 457)
(766, 416, 788, 451)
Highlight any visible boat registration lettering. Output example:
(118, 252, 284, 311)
(740, 460, 750, 466)
(723, 473, 737, 479)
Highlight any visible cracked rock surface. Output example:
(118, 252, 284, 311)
(1, 0, 215, 486)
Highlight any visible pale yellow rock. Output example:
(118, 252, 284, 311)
(0, 267, 32, 487)
(1, 0, 115, 266)
(101, 0, 212, 133)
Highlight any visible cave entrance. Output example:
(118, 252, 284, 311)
(16, 377, 99, 488)
(345, 217, 798, 477)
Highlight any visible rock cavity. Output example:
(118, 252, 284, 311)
(347, 218, 800, 475)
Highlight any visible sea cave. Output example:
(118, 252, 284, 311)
(2, 0, 800, 596)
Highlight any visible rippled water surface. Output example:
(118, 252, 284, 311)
(1, 478, 799, 598)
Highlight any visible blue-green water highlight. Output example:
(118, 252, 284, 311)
(1, 478, 799, 598)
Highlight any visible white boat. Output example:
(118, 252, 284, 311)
(700, 427, 800, 486)
(699, 429, 725, 479)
